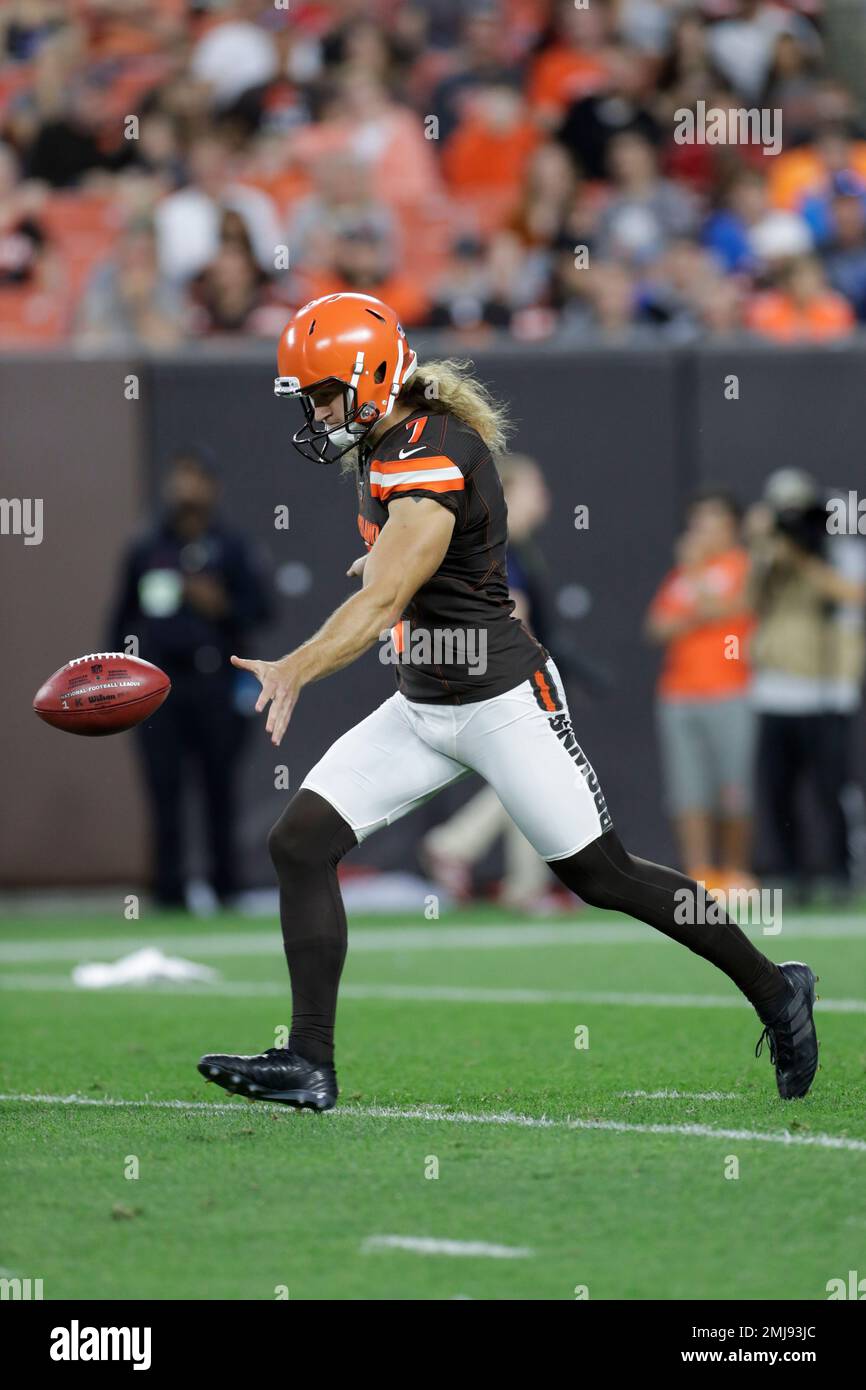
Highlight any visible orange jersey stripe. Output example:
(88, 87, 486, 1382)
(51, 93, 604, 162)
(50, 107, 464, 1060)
(371, 477, 466, 498)
(533, 668, 556, 712)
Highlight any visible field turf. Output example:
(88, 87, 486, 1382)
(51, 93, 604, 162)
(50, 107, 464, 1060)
(1, 902, 864, 1301)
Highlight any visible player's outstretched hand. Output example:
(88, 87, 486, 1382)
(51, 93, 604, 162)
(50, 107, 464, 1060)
(231, 653, 302, 747)
(346, 554, 367, 580)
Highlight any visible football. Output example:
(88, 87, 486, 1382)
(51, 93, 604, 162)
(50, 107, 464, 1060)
(33, 652, 171, 736)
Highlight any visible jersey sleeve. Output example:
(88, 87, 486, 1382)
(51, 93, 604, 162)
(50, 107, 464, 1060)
(369, 415, 468, 518)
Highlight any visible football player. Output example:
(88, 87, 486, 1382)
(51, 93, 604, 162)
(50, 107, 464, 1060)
(198, 292, 817, 1110)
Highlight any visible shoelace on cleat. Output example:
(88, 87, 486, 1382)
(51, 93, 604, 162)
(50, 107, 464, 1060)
(755, 1002, 804, 1071)
(754, 1026, 778, 1066)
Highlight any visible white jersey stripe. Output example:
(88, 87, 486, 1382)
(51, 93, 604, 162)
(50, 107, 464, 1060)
(369, 465, 463, 489)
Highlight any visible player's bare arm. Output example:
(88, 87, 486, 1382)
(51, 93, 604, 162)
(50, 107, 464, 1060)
(232, 498, 455, 746)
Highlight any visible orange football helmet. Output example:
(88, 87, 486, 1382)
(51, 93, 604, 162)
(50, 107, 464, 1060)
(274, 292, 417, 464)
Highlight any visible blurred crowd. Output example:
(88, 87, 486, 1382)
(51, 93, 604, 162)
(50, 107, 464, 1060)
(3, 0, 866, 348)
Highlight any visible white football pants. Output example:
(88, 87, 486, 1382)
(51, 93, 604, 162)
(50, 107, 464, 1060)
(301, 659, 613, 861)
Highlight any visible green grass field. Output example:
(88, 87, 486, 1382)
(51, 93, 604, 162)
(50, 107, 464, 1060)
(1, 902, 865, 1301)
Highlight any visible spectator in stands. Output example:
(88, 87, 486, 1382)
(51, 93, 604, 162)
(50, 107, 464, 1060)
(427, 233, 513, 336)
(430, 1, 520, 145)
(76, 216, 182, 349)
(707, 0, 813, 103)
(760, 31, 823, 147)
(768, 116, 866, 216)
(655, 11, 725, 126)
(638, 238, 727, 339)
(596, 131, 698, 265)
(154, 133, 281, 284)
(285, 149, 396, 274)
(0, 141, 46, 285)
(296, 217, 430, 327)
(618, 0, 675, 58)
(293, 68, 441, 213)
(695, 273, 747, 338)
(801, 165, 866, 251)
(506, 140, 578, 252)
(646, 490, 755, 887)
(746, 469, 866, 899)
(702, 168, 813, 276)
(319, 5, 421, 87)
(24, 74, 111, 187)
(557, 260, 647, 342)
(441, 79, 539, 203)
(557, 45, 660, 183)
(189, 5, 279, 111)
(480, 141, 582, 325)
(1, 0, 69, 64)
(822, 186, 866, 320)
(745, 254, 855, 341)
(187, 208, 284, 338)
(108, 446, 271, 911)
(0, 140, 66, 343)
(527, 0, 613, 129)
(119, 109, 185, 190)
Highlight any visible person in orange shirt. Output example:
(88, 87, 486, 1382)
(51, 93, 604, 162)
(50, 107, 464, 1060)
(645, 490, 755, 885)
(768, 118, 866, 213)
(745, 255, 855, 342)
(295, 219, 430, 328)
(526, 0, 612, 127)
(440, 82, 539, 199)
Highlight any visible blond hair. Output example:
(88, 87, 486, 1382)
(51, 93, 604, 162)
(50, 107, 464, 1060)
(399, 358, 513, 457)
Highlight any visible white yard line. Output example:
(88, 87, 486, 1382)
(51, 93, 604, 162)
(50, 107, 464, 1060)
(618, 1089, 740, 1100)
(1, 913, 865, 965)
(361, 1235, 532, 1259)
(2, 1092, 865, 1154)
(0, 973, 863, 1013)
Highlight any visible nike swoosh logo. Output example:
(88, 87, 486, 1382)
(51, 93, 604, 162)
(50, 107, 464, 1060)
(397, 446, 426, 459)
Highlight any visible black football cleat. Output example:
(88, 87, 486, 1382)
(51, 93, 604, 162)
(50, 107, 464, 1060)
(197, 1046, 337, 1111)
(754, 961, 819, 1100)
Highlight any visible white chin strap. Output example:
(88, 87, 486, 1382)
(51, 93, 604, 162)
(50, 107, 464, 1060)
(329, 425, 360, 448)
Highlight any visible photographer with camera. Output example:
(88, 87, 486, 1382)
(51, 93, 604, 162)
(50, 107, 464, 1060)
(746, 468, 866, 901)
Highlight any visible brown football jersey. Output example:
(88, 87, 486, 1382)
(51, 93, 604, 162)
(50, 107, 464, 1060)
(357, 408, 548, 703)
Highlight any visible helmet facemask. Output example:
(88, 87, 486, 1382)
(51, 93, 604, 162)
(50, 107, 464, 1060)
(276, 365, 389, 466)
